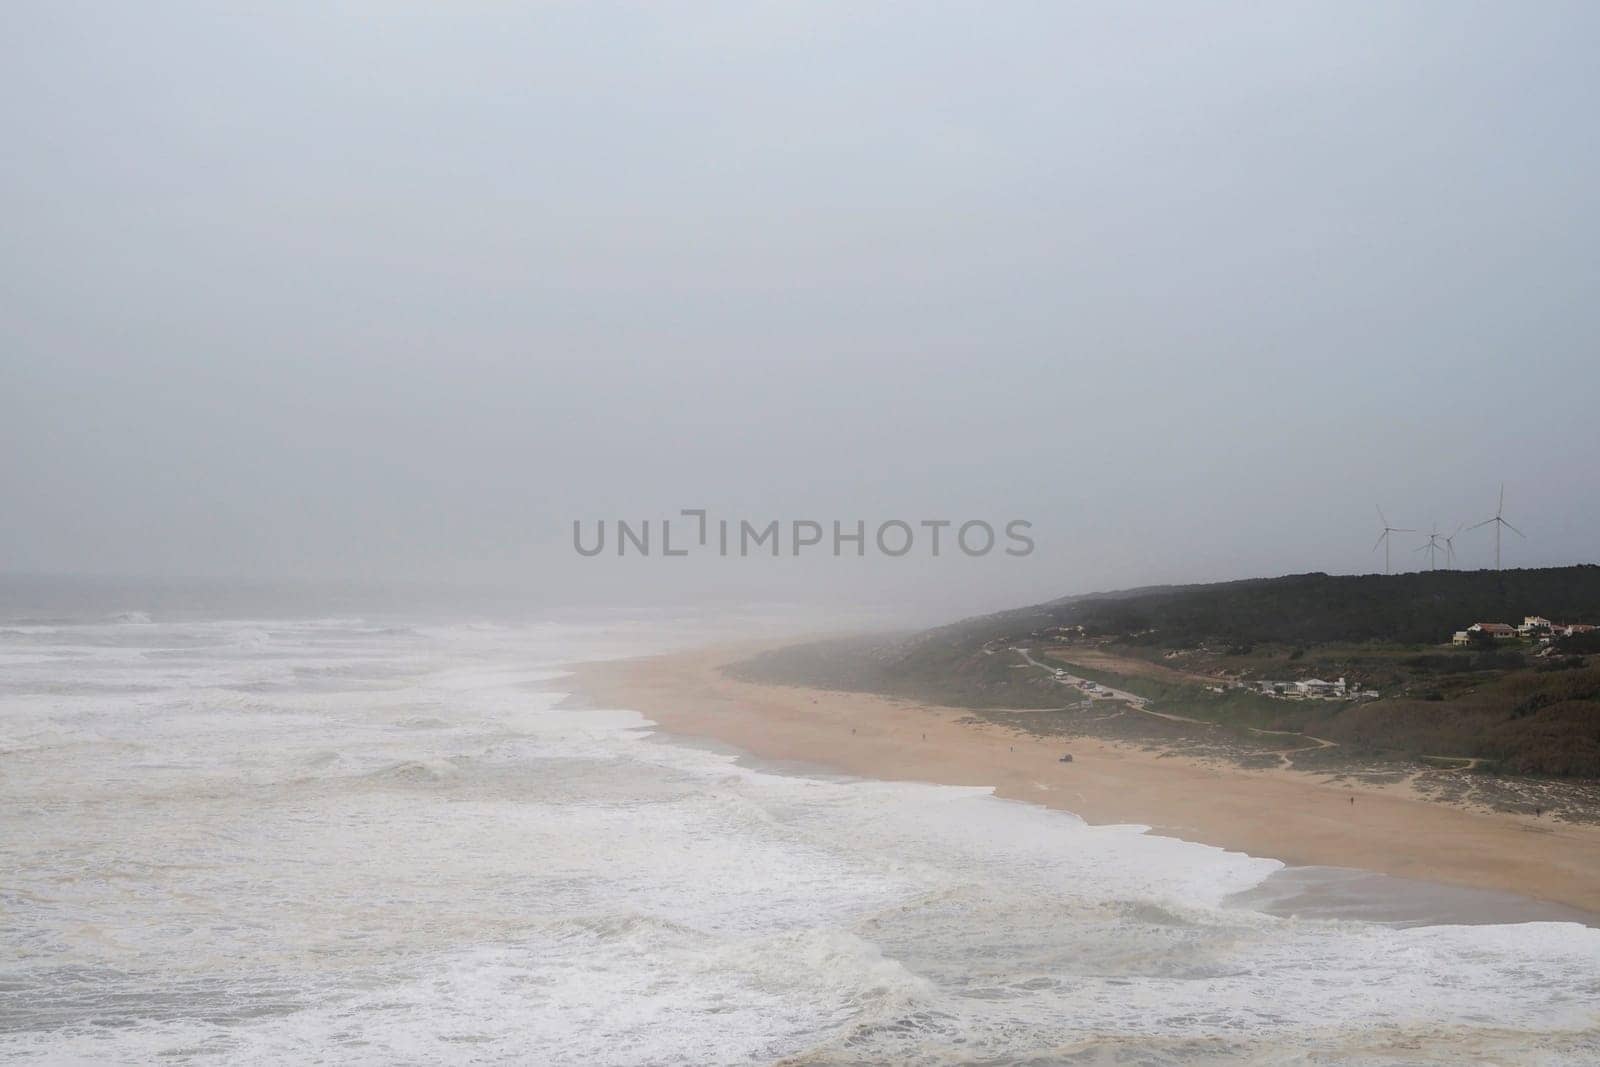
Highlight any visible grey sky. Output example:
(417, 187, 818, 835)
(4, 2, 1597, 614)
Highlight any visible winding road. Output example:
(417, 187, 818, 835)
(1015, 647, 1496, 776)
(1013, 646, 1341, 765)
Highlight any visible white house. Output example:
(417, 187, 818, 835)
(1468, 622, 1517, 639)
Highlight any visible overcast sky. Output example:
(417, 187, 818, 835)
(4, 2, 1597, 616)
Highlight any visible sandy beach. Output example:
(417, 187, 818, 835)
(574, 642, 1600, 916)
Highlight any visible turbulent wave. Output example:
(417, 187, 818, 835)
(106, 610, 153, 625)
(0, 615, 1596, 1064)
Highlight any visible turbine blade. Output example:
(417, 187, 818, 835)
(1377, 504, 1389, 527)
(1392, 527, 1415, 533)
(1468, 518, 1495, 530)
(1372, 532, 1387, 552)
(1498, 484, 1505, 515)
(1503, 519, 1526, 538)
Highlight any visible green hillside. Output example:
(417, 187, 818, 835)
(734, 566, 1600, 780)
(1043, 567, 1600, 647)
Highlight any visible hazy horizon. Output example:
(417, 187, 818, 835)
(6, 3, 1598, 617)
(6, 10, 1600, 1058)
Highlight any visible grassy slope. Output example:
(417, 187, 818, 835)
(734, 566, 1600, 777)
(1037, 644, 1600, 774)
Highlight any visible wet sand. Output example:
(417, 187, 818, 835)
(572, 643, 1600, 917)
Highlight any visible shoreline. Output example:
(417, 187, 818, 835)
(571, 641, 1600, 917)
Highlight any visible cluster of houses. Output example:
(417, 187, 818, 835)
(1247, 676, 1380, 701)
(1453, 616, 1597, 645)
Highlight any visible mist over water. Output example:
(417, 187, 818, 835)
(3, 606, 1597, 1064)
(5, 3, 1600, 1061)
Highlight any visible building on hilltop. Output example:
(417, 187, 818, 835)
(1468, 622, 1517, 639)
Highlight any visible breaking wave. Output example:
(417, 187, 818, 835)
(0, 615, 1595, 1064)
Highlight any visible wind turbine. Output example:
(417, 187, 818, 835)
(1372, 506, 1414, 574)
(1442, 522, 1465, 569)
(1414, 523, 1447, 571)
(1469, 484, 1524, 570)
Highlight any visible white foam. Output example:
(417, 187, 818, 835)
(1, 615, 1596, 1065)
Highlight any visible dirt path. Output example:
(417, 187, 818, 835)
(1420, 754, 1491, 771)
(1018, 647, 1341, 767)
(1037, 645, 1227, 687)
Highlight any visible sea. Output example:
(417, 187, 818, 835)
(2, 596, 1598, 1064)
